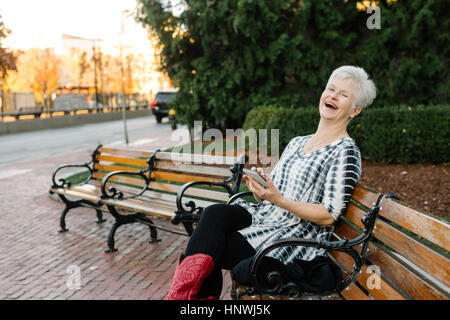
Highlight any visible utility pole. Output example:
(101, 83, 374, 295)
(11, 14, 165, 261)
(92, 40, 100, 110)
(120, 10, 129, 145)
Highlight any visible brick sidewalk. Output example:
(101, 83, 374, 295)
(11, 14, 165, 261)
(0, 128, 233, 300)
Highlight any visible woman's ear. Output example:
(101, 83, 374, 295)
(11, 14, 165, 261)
(351, 106, 362, 119)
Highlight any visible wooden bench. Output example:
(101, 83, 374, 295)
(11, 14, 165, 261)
(50, 145, 247, 252)
(229, 184, 450, 300)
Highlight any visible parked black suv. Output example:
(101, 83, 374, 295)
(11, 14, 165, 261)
(151, 89, 178, 129)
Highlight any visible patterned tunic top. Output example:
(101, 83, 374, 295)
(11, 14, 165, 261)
(235, 134, 362, 264)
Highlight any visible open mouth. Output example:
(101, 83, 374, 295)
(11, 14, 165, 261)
(325, 101, 337, 109)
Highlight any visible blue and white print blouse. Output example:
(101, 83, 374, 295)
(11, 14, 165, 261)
(235, 134, 362, 263)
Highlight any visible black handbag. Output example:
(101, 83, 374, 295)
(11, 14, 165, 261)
(232, 254, 343, 293)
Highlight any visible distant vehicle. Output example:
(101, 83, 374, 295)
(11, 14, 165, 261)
(151, 89, 178, 129)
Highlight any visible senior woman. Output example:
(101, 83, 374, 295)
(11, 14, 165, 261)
(166, 65, 376, 300)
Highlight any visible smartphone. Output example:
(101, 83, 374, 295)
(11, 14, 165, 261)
(243, 168, 268, 188)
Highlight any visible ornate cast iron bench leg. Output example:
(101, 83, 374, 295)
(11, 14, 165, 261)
(95, 209, 106, 224)
(136, 214, 162, 244)
(58, 195, 83, 233)
(104, 206, 162, 253)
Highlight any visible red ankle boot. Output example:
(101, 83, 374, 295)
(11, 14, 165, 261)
(166, 253, 215, 300)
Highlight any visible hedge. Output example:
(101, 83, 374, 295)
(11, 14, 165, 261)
(242, 105, 449, 164)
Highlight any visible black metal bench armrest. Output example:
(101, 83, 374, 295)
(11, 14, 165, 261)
(172, 153, 248, 225)
(248, 192, 401, 297)
(172, 180, 234, 225)
(51, 145, 102, 189)
(227, 191, 253, 204)
(100, 149, 160, 200)
(250, 235, 366, 296)
(100, 170, 149, 200)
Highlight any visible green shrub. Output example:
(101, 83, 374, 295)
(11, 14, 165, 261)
(243, 104, 449, 164)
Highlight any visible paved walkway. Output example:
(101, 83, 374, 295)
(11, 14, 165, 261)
(0, 127, 233, 300)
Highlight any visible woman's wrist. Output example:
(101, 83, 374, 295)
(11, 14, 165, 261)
(271, 194, 286, 207)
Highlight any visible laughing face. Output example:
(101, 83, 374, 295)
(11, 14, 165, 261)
(319, 77, 362, 123)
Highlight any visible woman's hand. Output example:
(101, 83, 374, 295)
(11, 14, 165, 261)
(243, 167, 283, 205)
(243, 167, 335, 226)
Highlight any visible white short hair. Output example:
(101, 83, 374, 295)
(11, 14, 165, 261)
(327, 66, 376, 109)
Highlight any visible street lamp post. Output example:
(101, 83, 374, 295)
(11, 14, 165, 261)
(92, 41, 100, 110)
(120, 10, 129, 145)
(120, 43, 129, 145)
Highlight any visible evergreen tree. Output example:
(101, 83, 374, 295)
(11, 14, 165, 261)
(358, 0, 449, 106)
(136, 0, 449, 130)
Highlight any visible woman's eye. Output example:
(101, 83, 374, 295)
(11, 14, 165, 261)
(328, 88, 335, 92)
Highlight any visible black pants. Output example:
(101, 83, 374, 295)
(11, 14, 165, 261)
(184, 203, 256, 298)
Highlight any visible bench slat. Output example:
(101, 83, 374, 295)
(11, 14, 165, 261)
(332, 224, 407, 300)
(339, 199, 450, 289)
(152, 171, 224, 184)
(99, 147, 243, 166)
(138, 196, 180, 211)
(101, 191, 219, 221)
(93, 171, 146, 188)
(69, 184, 101, 196)
(148, 181, 229, 202)
(331, 249, 405, 300)
(100, 188, 219, 213)
(97, 154, 149, 168)
(95, 163, 142, 173)
(101, 198, 176, 220)
(372, 219, 450, 288)
(342, 203, 369, 228)
(351, 184, 380, 209)
(156, 151, 240, 165)
(339, 283, 370, 300)
(99, 147, 152, 158)
(379, 198, 450, 252)
(366, 242, 449, 300)
(109, 180, 229, 202)
(51, 186, 100, 203)
(144, 190, 220, 210)
(336, 211, 450, 300)
(156, 160, 232, 178)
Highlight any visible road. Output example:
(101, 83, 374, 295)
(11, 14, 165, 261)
(0, 115, 185, 166)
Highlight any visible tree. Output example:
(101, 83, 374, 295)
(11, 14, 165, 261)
(124, 53, 135, 94)
(136, 0, 449, 131)
(0, 16, 17, 113)
(78, 50, 90, 90)
(34, 48, 60, 109)
(357, 0, 449, 106)
(3, 47, 61, 110)
(136, 0, 366, 130)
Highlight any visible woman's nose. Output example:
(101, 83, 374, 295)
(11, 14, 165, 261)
(330, 91, 338, 99)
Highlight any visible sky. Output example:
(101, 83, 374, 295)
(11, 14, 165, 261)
(0, 0, 151, 54)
